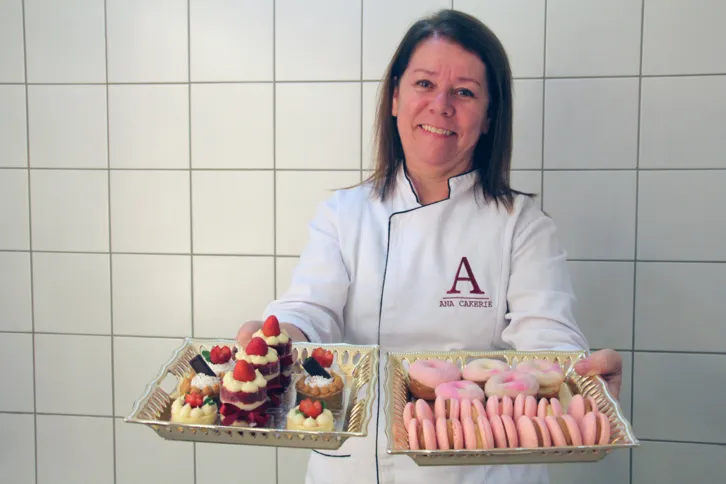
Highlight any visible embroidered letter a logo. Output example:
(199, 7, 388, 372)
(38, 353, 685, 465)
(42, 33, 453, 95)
(446, 257, 485, 295)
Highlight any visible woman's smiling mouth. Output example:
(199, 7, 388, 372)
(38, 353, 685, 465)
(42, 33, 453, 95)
(420, 124, 456, 137)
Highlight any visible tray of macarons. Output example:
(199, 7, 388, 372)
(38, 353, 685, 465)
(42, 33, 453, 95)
(124, 316, 379, 450)
(384, 349, 638, 465)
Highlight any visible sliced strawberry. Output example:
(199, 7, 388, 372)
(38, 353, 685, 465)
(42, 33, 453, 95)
(233, 360, 256, 382)
(299, 399, 322, 419)
(184, 393, 195, 406)
(245, 337, 268, 357)
(312, 348, 334, 368)
(262, 315, 281, 337)
(210, 346, 221, 365)
(220, 346, 232, 363)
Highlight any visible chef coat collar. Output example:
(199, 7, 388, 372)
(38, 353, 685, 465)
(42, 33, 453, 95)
(397, 161, 478, 207)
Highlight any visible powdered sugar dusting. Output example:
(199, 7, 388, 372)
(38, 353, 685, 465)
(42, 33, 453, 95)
(305, 375, 333, 388)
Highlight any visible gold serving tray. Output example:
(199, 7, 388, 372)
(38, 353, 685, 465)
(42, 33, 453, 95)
(384, 349, 638, 466)
(125, 338, 379, 450)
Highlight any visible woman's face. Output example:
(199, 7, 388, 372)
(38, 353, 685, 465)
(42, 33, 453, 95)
(392, 37, 490, 176)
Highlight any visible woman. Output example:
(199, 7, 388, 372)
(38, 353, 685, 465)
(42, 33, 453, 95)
(237, 9, 622, 484)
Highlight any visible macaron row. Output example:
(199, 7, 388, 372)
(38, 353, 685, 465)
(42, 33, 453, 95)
(407, 411, 610, 451)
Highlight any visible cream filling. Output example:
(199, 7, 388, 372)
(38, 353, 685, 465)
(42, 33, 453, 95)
(252, 329, 290, 345)
(222, 369, 267, 392)
(236, 346, 279, 365)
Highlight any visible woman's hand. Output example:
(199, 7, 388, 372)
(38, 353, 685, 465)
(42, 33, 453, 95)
(236, 319, 310, 348)
(573, 349, 623, 400)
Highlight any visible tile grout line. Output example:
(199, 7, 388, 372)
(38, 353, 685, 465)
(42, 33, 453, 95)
(102, 1, 118, 483)
(19, 2, 39, 483)
(186, 1, 197, 482)
(272, 1, 278, 481)
(1, 72, 725, 85)
(540, 0, 548, 209)
(5, 166, 726, 172)
(631, 1, 647, 481)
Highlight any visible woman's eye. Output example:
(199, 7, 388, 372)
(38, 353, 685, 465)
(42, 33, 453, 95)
(416, 79, 432, 88)
(456, 88, 475, 98)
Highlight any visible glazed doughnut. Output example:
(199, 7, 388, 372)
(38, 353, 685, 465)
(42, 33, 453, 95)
(459, 398, 485, 421)
(545, 414, 583, 447)
(403, 399, 434, 429)
(484, 370, 539, 398)
(516, 415, 552, 448)
(567, 394, 599, 423)
(434, 396, 459, 420)
(485, 395, 514, 419)
(435, 380, 485, 402)
(407, 417, 437, 450)
(408, 359, 462, 401)
(515, 359, 565, 398)
(462, 358, 509, 389)
(537, 397, 563, 419)
(580, 411, 610, 445)
(513, 394, 538, 421)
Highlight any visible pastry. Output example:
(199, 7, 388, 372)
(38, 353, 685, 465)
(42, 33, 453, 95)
(236, 337, 280, 384)
(484, 370, 539, 398)
(407, 359, 461, 401)
(170, 393, 218, 425)
(434, 380, 485, 402)
(178, 351, 224, 397)
(219, 360, 270, 427)
(403, 399, 435, 429)
(203, 345, 236, 377)
(253, 315, 294, 387)
(462, 358, 509, 390)
(286, 398, 335, 432)
(515, 359, 565, 398)
(295, 348, 344, 407)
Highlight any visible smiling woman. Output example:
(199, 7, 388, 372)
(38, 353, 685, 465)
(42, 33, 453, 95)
(236, 8, 622, 484)
(369, 9, 520, 208)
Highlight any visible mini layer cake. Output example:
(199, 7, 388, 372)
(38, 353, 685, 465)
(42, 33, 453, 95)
(253, 315, 294, 387)
(171, 393, 218, 425)
(236, 337, 281, 385)
(296, 348, 344, 408)
(219, 360, 270, 427)
(286, 399, 335, 432)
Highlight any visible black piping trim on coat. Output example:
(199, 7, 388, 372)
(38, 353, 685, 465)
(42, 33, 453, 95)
(373, 171, 468, 483)
(313, 450, 351, 458)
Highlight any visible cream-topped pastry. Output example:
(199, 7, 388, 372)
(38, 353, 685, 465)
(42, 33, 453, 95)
(256, 316, 294, 390)
(286, 399, 335, 432)
(220, 359, 269, 415)
(236, 337, 280, 382)
(171, 394, 218, 425)
(222, 367, 267, 393)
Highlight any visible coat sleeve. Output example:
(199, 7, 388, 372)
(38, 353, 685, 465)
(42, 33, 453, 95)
(261, 192, 349, 344)
(500, 198, 590, 352)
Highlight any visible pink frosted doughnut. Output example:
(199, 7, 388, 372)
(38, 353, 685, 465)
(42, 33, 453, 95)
(462, 358, 509, 386)
(408, 359, 461, 397)
(537, 397, 563, 420)
(514, 394, 538, 421)
(434, 396, 459, 420)
(516, 359, 565, 386)
(435, 380, 485, 402)
(486, 395, 514, 419)
(484, 370, 539, 398)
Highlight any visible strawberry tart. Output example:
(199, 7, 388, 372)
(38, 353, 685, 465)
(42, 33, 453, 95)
(296, 348, 344, 407)
(171, 393, 218, 425)
(253, 316, 294, 387)
(286, 398, 335, 432)
(178, 346, 234, 397)
(219, 360, 270, 427)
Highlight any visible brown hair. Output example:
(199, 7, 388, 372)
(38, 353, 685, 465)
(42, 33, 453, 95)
(367, 9, 531, 211)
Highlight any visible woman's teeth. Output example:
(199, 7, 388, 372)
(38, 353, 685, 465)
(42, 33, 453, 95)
(421, 124, 454, 136)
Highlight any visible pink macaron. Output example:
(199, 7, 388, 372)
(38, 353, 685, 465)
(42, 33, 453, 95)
(486, 395, 514, 419)
(545, 414, 583, 447)
(537, 397, 563, 419)
(568, 394, 599, 423)
(513, 394, 538, 420)
(459, 398, 486, 421)
(434, 396, 459, 421)
(580, 411, 611, 445)
(516, 415, 552, 448)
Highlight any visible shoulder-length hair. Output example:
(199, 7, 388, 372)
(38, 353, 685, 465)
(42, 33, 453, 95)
(368, 9, 531, 211)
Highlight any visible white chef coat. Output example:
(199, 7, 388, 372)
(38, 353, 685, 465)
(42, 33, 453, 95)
(263, 164, 590, 484)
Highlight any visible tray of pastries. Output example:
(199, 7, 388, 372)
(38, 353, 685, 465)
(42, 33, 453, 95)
(124, 317, 379, 450)
(384, 349, 638, 466)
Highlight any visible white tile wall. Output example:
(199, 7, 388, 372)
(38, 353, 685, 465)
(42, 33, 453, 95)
(2, 1, 725, 483)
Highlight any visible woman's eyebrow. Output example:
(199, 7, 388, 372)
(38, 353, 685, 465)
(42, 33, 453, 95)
(411, 68, 481, 87)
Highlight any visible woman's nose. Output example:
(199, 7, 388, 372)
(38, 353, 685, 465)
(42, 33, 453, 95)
(430, 90, 454, 117)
